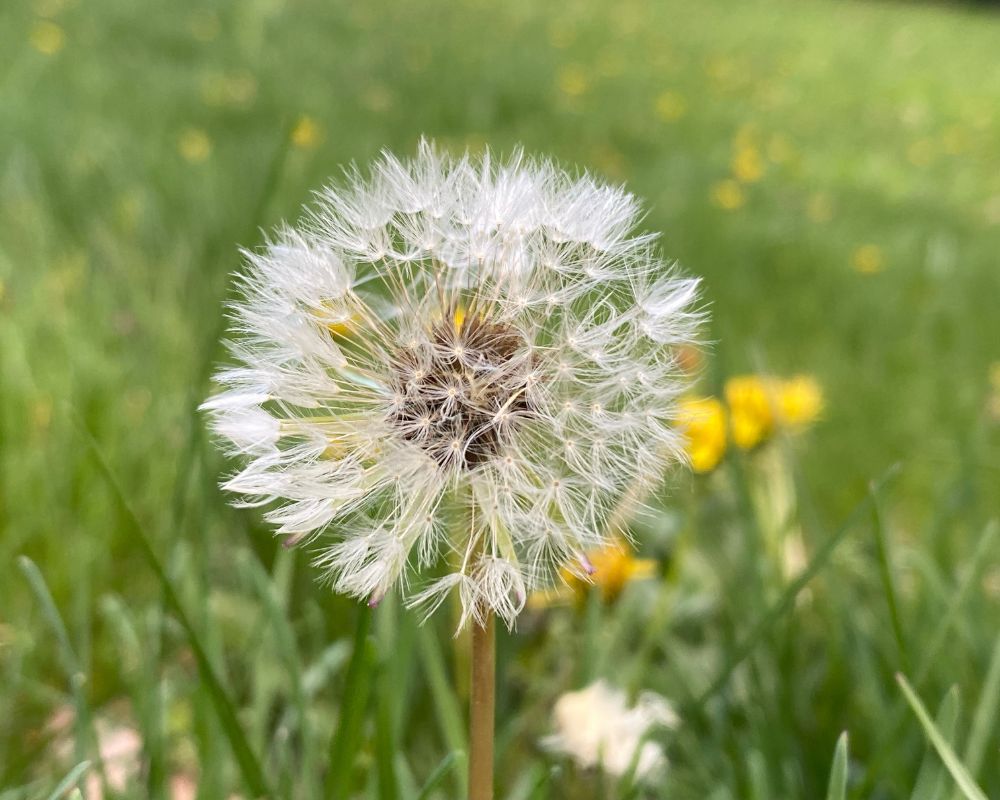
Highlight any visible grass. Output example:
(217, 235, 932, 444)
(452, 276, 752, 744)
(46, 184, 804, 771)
(1, 0, 1000, 797)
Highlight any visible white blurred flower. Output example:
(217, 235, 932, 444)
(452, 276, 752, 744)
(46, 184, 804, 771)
(544, 679, 678, 781)
(203, 139, 703, 628)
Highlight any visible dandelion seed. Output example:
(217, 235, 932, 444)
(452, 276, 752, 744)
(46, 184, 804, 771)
(203, 140, 704, 629)
(544, 680, 678, 782)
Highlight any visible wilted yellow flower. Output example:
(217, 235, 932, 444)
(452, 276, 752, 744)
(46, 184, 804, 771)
(711, 180, 745, 211)
(30, 20, 65, 55)
(291, 115, 322, 150)
(178, 128, 212, 163)
(851, 244, 884, 274)
(775, 375, 823, 428)
(655, 90, 688, 122)
(732, 145, 765, 183)
(725, 375, 774, 449)
(677, 397, 727, 473)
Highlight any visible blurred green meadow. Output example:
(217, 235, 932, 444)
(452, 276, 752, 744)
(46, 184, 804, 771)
(2, 0, 1000, 796)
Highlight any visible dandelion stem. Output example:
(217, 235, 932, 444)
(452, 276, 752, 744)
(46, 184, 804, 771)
(469, 610, 495, 800)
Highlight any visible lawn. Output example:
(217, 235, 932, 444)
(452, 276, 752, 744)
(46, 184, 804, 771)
(1, 0, 999, 797)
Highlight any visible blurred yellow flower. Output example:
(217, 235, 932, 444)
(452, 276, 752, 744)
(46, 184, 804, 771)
(291, 115, 323, 150)
(725, 375, 774, 450)
(30, 20, 65, 55)
(677, 396, 727, 474)
(989, 362, 1000, 389)
(710, 180, 745, 211)
(851, 244, 885, 275)
(571, 538, 657, 603)
(806, 193, 833, 223)
(557, 64, 589, 97)
(200, 71, 257, 109)
(655, 90, 688, 122)
(178, 128, 212, 163)
(188, 9, 220, 42)
(732, 145, 765, 183)
(775, 375, 823, 428)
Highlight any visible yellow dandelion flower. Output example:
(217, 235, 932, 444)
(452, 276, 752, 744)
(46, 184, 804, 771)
(655, 90, 688, 122)
(775, 375, 823, 428)
(851, 244, 885, 275)
(291, 115, 322, 150)
(710, 180, 745, 211)
(570, 538, 657, 603)
(732, 145, 765, 183)
(725, 375, 774, 450)
(677, 396, 727, 474)
(178, 128, 212, 163)
(30, 20, 65, 55)
(557, 64, 589, 97)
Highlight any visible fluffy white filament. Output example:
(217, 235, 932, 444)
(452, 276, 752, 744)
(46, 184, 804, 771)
(203, 139, 703, 628)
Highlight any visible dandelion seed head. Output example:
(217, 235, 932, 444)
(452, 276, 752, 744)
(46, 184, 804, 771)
(203, 139, 704, 628)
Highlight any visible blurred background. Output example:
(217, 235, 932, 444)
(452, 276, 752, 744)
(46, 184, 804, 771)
(2, 0, 999, 797)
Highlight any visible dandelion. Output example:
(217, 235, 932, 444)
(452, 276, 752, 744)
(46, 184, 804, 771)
(30, 20, 65, 55)
(851, 244, 884, 275)
(677, 396, 727, 473)
(731, 144, 765, 183)
(725, 375, 773, 449)
(655, 90, 688, 122)
(178, 128, 212, 163)
(710, 179, 745, 211)
(545, 680, 678, 782)
(557, 64, 589, 97)
(291, 115, 323, 150)
(775, 375, 823, 428)
(202, 140, 703, 797)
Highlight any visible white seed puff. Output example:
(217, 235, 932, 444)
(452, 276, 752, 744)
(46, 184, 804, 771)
(203, 140, 703, 628)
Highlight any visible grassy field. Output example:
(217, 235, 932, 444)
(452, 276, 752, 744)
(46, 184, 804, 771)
(2, 0, 1000, 797)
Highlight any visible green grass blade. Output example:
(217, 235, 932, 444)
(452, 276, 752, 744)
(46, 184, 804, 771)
(910, 687, 959, 800)
(415, 751, 462, 800)
(692, 470, 894, 708)
(870, 485, 909, 672)
(326, 606, 374, 800)
(79, 427, 271, 799)
(962, 629, 1000, 779)
(896, 674, 988, 800)
(44, 761, 91, 800)
(17, 558, 103, 791)
(826, 732, 849, 800)
(416, 624, 468, 797)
